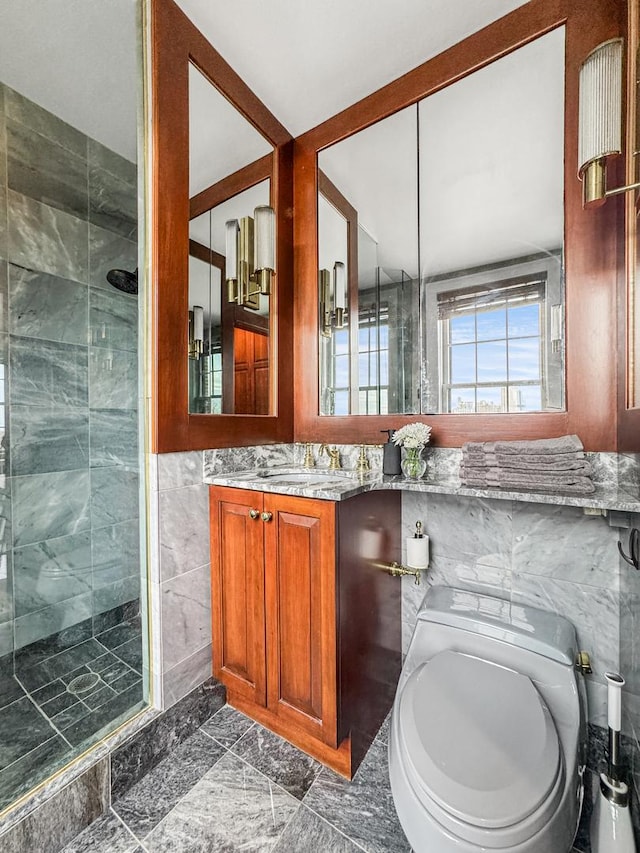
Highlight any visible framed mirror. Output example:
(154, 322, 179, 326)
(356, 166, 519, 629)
(152, 0, 293, 452)
(295, 1, 619, 447)
(316, 29, 564, 419)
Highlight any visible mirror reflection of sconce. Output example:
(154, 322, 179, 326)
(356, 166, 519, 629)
(319, 261, 347, 337)
(188, 305, 204, 359)
(578, 38, 640, 208)
(225, 205, 275, 310)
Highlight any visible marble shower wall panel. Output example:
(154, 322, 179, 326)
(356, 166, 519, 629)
(154, 452, 213, 708)
(401, 492, 621, 727)
(0, 82, 140, 648)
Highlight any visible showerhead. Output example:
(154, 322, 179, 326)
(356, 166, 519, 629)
(107, 268, 138, 295)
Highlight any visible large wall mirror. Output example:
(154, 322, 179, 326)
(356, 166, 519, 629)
(295, 0, 619, 448)
(317, 28, 565, 418)
(152, 0, 293, 451)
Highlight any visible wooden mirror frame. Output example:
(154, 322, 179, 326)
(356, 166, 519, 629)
(294, 0, 624, 450)
(151, 0, 293, 452)
(619, 0, 640, 452)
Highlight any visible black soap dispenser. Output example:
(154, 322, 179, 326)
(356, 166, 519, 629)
(380, 430, 401, 475)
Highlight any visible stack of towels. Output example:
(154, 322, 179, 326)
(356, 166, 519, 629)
(459, 434, 595, 495)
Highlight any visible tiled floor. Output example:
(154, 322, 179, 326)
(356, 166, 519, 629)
(62, 705, 411, 853)
(62, 703, 596, 853)
(0, 613, 144, 811)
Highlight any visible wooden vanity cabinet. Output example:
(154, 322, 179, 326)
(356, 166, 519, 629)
(209, 484, 402, 778)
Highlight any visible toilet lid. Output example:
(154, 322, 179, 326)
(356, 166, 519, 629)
(398, 650, 562, 829)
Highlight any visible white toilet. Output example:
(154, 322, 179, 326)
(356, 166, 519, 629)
(389, 586, 587, 853)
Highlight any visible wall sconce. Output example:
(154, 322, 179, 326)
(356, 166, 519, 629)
(225, 205, 275, 310)
(578, 38, 640, 207)
(188, 305, 203, 359)
(319, 261, 347, 336)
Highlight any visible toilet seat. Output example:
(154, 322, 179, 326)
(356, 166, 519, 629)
(397, 650, 565, 846)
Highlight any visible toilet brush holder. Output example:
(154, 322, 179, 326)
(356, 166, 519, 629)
(590, 672, 636, 853)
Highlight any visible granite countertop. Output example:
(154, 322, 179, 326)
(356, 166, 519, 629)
(205, 465, 640, 512)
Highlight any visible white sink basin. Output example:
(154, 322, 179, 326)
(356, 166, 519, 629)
(254, 469, 360, 485)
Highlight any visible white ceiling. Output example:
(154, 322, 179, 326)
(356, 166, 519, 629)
(0, 0, 139, 162)
(175, 0, 528, 137)
(0, 1, 530, 169)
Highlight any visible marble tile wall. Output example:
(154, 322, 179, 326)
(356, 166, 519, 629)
(0, 83, 141, 654)
(619, 510, 640, 797)
(149, 451, 213, 709)
(401, 490, 626, 730)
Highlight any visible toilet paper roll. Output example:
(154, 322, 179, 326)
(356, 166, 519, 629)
(406, 536, 429, 569)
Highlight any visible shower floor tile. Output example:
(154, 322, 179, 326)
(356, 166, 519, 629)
(0, 605, 144, 812)
(0, 696, 59, 771)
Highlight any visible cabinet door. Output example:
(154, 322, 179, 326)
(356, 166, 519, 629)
(209, 486, 266, 705)
(263, 494, 338, 746)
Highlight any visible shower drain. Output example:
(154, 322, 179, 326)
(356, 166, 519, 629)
(67, 672, 102, 696)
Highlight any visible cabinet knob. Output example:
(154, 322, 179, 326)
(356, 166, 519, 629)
(261, 511, 273, 522)
(249, 508, 260, 520)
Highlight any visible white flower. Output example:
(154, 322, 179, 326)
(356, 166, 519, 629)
(391, 422, 432, 449)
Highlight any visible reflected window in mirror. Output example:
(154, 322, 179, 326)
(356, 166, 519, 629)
(428, 253, 563, 413)
(420, 27, 565, 415)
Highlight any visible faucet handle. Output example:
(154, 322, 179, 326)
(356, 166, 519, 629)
(356, 444, 370, 473)
(327, 446, 342, 470)
(302, 443, 315, 468)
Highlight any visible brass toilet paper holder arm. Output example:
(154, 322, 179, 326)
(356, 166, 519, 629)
(374, 561, 423, 584)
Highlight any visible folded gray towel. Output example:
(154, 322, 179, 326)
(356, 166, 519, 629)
(459, 474, 595, 495)
(499, 477, 595, 495)
(463, 435, 585, 457)
(463, 449, 585, 468)
(459, 466, 500, 485)
(493, 435, 584, 456)
(494, 453, 587, 470)
(463, 441, 496, 455)
(462, 454, 593, 477)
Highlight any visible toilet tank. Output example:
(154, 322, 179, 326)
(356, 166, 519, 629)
(415, 586, 577, 665)
(402, 586, 582, 707)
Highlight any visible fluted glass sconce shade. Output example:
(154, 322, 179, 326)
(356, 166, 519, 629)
(254, 206, 275, 271)
(318, 262, 348, 336)
(578, 38, 623, 207)
(188, 304, 204, 359)
(224, 206, 275, 308)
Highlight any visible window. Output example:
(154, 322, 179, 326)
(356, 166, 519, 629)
(358, 302, 390, 415)
(438, 277, 547, 413)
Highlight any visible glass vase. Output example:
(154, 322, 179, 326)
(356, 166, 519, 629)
(401, 447, 427, 480)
